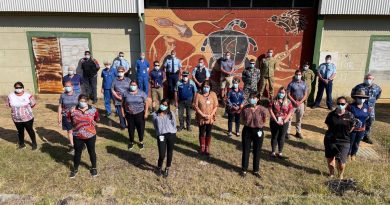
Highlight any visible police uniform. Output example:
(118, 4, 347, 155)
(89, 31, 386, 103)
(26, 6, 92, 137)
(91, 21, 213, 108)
(175, 73, 197, 130)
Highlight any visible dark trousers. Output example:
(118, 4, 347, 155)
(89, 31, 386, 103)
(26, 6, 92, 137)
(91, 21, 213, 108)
(157, 133, 176, 168)
(14, 118, 37, 146)
(270, 120, 288, 153)
(314, 80, 333, 108)
(350, 131, 364, 156)
(73, 135, 96, 170)
(241, 126, 264, 172)
(199, 124, 213, 137)
(365, 116, 374, 138)
(228, 113, 240, 133)
(115, 105, 127, 129)
(167, 73, 179, 100)
(83, 75, 98, 102)
(178, 99, 192, 128)
(125, 111, 145, 144)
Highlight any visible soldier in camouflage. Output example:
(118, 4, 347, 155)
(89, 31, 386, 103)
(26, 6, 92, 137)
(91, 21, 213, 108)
(351, 73, 382, 144)
(259, 49, 278, 99)
(301, 62, 315, 107)
(242, 59, 261, 97)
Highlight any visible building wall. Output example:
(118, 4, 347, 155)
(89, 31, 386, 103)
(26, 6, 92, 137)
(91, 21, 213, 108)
(0, 13, 140, 95)
(321, 15, 390, 98)
(145, 8, 316, 95)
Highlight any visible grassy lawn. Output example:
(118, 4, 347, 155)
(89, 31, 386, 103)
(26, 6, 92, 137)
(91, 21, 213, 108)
(0, 97, 389, 204)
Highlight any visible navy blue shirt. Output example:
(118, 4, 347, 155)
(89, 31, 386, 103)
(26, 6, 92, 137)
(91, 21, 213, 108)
(149, 68, 165, 88)
(135, 59, 150, 78)
(348, 103, 370, 129)
(101, 67, 117, 90)
(175, 80, 197, 101)
(227, 89, 245, 107)
(63, 74, 82, 91)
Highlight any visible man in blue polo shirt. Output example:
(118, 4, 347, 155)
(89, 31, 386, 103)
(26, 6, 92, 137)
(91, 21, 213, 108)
(287, 70, 307, 139)
(135, 52, 150, 95)
(164, 50, 182, 102)
(101, 60, 117, 116)
(313, 55, 336, 110)
(175, 71, 197, 131)
(149, 60, 166, 111)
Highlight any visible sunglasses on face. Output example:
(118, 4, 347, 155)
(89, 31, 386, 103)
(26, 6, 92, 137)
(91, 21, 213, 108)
(119, 55, 124, 57)
(337, 103, 346, 106)
(250, 63, 255, 65)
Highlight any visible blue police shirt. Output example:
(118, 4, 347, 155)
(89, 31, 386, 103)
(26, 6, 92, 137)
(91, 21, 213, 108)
(287, 80, 307, 101)
(136, 59, 150, 78)
(227, 89, 245, 107)
(112, 58, 130, 73)
(101, 67, 118, 90)
(149, 68, 165, 88)
(318, 63, 336, 80)
(164, 57, 182, 73)
(175, 79, 197, 101)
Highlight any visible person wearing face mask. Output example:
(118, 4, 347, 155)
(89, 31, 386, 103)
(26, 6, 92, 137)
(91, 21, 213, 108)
(240, 93, 268, 178)
(122, 80, 151, 150)
(346, 90, 370, 161)
(164, 50, 182, 102)
(80, 51, 100, 104)
(111, 66, 131, 130)
(112, 51, 131, 75)
(175, 71, 197, 131)
(152, 98, 177, 178)
(192, 58, 210, 89)
(150, 61, 166, 112)
(350, 73, 382, 144)
(67, 94, 100, 178)
(220, 51, 235, 99)
(313, 55, 336, 110)
(301, 62, 315, 107)
(193, 80, 218, 156)
(286, 70, 308, 139)
(135, 52, 150, 94)
(268, 87, 293, 158)
(226, 78, 245, 137)
(259, 49, 278, 99)
(324, 96, 357, 179)
(101, 61, 117, 117)
(63, 65, 82, 94)
(58, 81, 80, 153)
(242, 59, 261, 97)
(7, 82, 37, 150)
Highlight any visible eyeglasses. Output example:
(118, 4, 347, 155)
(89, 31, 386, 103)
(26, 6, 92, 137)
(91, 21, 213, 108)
(15, 87, 23, 89)
(337, 103, 346, 106)
(154, 65, 160, 67)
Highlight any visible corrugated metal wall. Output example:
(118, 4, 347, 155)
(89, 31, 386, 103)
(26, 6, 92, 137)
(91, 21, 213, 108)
(0, 0, 143, 13)
(319, 0, 390, 15)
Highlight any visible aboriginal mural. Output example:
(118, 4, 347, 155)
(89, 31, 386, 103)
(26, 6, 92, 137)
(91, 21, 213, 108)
(145, 9, 316, 94)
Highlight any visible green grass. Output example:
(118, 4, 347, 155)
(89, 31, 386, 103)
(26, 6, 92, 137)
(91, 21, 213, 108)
(0, 98, 389, 204)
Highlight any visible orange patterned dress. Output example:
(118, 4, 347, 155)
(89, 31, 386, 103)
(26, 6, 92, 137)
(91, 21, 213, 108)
(193, 91, 218, 125)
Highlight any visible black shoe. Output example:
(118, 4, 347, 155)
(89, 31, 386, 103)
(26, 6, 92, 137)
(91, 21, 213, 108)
(156, 167, 163, 177)
(90, 168, 98, 177)
(296, 132, 303, 139)
(104, 113, 111, 117)
(187, 126, 192, 132)
(163, 168, 169, 178)
(120, 127, 126, 131)
(240, 170, 247, 178)
(285, 134, 290, 140)
(32, 144, 38, 150)
(227, 132, 233, 138)
(18, 144, 26, 150)
(178, 126, 184, 132)
(128, 143, 134, 150)
(138, 143, 144, 150)
(311, 105, 319, 109)
(363, 137, 373, 144)
(69, 170, 78, 178)
(253, 172, 262, 179)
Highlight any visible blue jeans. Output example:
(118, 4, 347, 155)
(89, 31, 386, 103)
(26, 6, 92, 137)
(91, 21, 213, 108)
(103, 89, 114, 114)
(137, 77, 149, 95)
(314, 80, 333, 108)
(350, 131, 365, 156)
(115, 105, 127, 129)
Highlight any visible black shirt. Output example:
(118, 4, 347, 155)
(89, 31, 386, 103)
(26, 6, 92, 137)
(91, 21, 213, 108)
(325, 110, 356, 143)
(81, 58, 99, 78)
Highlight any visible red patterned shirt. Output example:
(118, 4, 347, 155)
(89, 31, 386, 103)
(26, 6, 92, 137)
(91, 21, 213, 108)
(7, 92, 36, 122)
(67, 106, 99, 139)
(269, 99, 293, 121)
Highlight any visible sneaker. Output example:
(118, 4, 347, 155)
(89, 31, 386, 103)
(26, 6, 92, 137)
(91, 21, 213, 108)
(295, 132, 303, 139)
(90, 168, 98, 177)
(138, 143, 144, 150)
(156, 167, 163, 177)
(69, 170, 78, 178)
(311, 105, 319, 109)
(32, 144, 38, 151)
(177, 126, 184, 132)
(18, 144, 26, 150)
(277, 153, 283, 158)
(236, 132, 240, 137)
(240, 171, 247, 178)
(68, 148, 75, 155)
(163, 168, 169, 178)
(253, 172, 262, 179)
(270, 152, 276, 158)
(227, 132, 232, 138)
(128, 143, 134, 150)
(187, 126, 192, 132)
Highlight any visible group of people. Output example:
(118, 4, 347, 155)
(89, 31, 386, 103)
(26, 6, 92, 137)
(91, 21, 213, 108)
(6, 49, 382, 180)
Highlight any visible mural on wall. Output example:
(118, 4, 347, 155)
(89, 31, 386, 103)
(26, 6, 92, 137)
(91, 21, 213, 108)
(145, 9, 316, 93)
(31, 36, 89, 94)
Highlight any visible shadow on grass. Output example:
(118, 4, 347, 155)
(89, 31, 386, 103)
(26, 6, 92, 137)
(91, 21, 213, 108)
(301, 123, 327, 135)
(375, 103, 390, 124)
(45, 103, 58, 113)
(106, 145, 156, 171)
(96, 126, 129, 144)
(285, 138, 324, 152)
(40, 142, 89, 170)
(96, 107, 124, 129)
(36, 127, 69, 146)
(0, 127, 31, 146)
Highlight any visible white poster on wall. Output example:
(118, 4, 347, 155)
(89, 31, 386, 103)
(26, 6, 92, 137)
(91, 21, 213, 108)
(59, 38, 90, 76)
(368, 41, 390, 73)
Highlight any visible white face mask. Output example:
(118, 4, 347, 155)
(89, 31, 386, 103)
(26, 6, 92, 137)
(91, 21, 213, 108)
(303, 66, 309, 70)
(171, 54, 176, 58)
(226, 55, 231, 59)
(119, 56, 124, 60)
(199, 63, 204, 67)
(268, 52, 273, 57)
(154, 66, 160, 70)
(68, 70, 75, 75)
(356, 98, 366, 104)
(85, 55, 91, 59)
(183, 77, 189, 82)
(118, 72, 125, 77)
(140, 55, 145, 59)
(326, 59, 331, 64)
(15, 88, 24, 93)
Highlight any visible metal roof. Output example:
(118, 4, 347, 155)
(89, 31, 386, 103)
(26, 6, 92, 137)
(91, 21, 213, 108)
(319, 0, 390, 15)
(0, 0, 144, 13)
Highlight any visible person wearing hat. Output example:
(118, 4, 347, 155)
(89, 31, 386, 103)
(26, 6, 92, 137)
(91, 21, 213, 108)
(226, 78, 245, 137)
(242, 59, 261, 97)
(347, 90, 370, 161)
(175, 71, 197, 131)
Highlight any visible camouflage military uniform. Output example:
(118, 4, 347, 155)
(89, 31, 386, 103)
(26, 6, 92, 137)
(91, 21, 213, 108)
(351, 83, 382, 138)
(242, 66, 261, 97)
(259, 57, 277, 98)
(302, 68, 315, 105)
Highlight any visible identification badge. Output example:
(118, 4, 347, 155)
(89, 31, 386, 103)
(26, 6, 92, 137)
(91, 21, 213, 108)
(257, 131, 263, 138)
(143, 71, 146, 74)
(206, 100, 211, 104)
(277, 117, 283, 123)
(159, 135, 164, 141)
